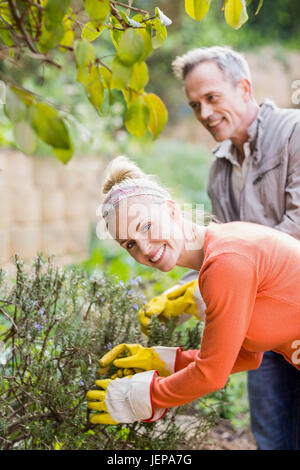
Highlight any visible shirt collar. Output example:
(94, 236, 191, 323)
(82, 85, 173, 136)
(212, 99, 272, 160)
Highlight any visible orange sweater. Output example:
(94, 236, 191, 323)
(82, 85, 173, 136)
(152, 221, 300, 410)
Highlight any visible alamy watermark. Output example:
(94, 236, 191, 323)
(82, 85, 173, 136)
(291, 340, 300, 365)
(96, 199, 205, 251)
(291, 80, 300, 105)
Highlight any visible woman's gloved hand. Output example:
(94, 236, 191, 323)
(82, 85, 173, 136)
(87, 372, 167, 424)
(98, 343, 181, 378)
(86, 379, 118, 425)
(138, 279, 205, 335)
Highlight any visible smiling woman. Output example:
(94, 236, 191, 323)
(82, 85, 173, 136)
(101, 156, 205, 272)
(87, 155, 300, 428)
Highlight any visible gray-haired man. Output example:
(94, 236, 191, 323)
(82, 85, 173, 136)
(170, 46, 300, 450)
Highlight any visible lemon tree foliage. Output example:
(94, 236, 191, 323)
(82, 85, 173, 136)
(0, 0, 171, 163)
(185, 0, 264, 29)
(0, 1, 263, 163)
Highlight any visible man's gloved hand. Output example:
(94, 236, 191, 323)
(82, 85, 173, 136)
(86, 379, 118, 425)
(98, 343, 181, 378)
(138, 279, 205, 335)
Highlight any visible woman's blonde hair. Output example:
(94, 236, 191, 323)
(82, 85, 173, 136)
(102, 156, 171, 200)
(101, 156, 218, 227)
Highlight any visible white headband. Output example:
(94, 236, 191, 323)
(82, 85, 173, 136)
(102, 185, 166, 220)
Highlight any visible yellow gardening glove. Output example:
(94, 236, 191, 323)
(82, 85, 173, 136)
(86, 379, 118, 425)
(138, 279, 200, 335)
(98, 343, 175, 378)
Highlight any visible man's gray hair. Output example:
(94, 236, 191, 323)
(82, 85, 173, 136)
(172, 46, 251, 86)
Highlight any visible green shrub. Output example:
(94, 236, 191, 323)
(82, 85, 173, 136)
(0, 255, 212, 450)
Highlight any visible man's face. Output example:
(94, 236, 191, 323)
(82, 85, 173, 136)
(184, 60, 251, 143)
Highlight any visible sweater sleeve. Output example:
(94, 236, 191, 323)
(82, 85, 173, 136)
(176, 346, 263, 374)
(151, 253, 259, 409)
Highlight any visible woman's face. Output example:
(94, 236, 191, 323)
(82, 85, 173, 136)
(108, 197, 185, 272)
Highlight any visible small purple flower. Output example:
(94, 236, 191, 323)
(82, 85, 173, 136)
(80, 380, 85, 386)
(106, 342, 112, 350)
(100, 296, 105, 302)
(39, 308, 45, 317)
(161, 324, 166, 332)
(119, 281, 125, 287)
(132, 304, 139, 310)
(127, 289, 134, 296)
(34, 322, 43, 331)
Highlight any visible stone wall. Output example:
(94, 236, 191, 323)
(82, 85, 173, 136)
(0, 149, 105, 269)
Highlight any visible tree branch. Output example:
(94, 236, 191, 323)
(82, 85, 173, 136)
(7, 411, 52, 434)
(0, 307, 18, 332)
(111, 1, 148, 14)
(23, 0, 45, 11)
(95, 58, 112, 73)
(7, 0, 38, 53)
(26, 50, 62, 69)
(110, 3, 129, 29)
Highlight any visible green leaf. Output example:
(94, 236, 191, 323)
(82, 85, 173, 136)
(74, 39, 95, 67)
(52, 145, 73, 164)
(0, 28, 14, 46)
(152, 18, 167, 49)
(38, 23, 65, 52)
(130, 62, 149, 92)
(85, 67, 105, 113)
(117, 10, 131, 26)
(9, 87, 35, 106)
(4, 88, 27, 122)
(224, 0, 248, 29)
(110, 16, 123, 49)
(29, 102, 71, 150)
(124, 96, 149, 138)
(81, 21, 105, 41)
(77, 64, 93, 86)
(122, 89, 133, 105)
(136, 28, 153, 61)
(0, 2, 13, 25)
(100, 66, 112, 90)
(131, 14, 144, 23)
(185, 0, 211, 21)
(144, 93, 168, 139)
(112, 56, 133, 90)
(53, 441, 61, 450)
(59, 14, 75, 51)
(45, 0, 71, 26)
(84, 0, 110, 21)
(99, 67, 114, 105)
(110, 28, 122, 49)
(14, 120, 38, 154)
(117, 28, 144, 66)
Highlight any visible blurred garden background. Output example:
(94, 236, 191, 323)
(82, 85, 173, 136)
(0, 0, 299, 450)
